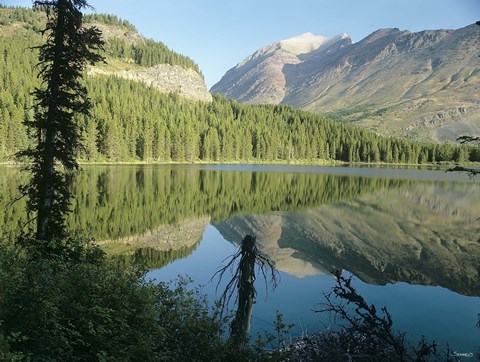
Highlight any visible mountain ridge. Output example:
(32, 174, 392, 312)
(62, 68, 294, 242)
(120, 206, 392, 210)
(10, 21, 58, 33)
(211, 31, 351, 105)
(85, 15, 212, 102)
(212, 24, 480, 142)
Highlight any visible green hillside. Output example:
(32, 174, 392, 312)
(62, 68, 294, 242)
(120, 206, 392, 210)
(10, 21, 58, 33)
(0, 5, 478, 164)
(0, 6, 202, 73)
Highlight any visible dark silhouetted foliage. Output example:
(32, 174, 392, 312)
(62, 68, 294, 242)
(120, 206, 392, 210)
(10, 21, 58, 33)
(311, 271, 453, 361)
(0, 242, 260, 361)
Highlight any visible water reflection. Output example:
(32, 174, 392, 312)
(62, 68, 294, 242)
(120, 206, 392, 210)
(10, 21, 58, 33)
(1, 165, 479, 296)
(2, 164, 478, 352)
(215, 182, 480, 296)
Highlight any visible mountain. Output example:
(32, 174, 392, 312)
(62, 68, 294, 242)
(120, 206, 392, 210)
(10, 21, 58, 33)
(212, 25, 480, 142)
(211, 32, 350, 104)
(1, 6, 477, 164)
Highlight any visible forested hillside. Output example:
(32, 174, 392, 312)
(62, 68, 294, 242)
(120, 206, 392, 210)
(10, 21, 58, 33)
(0, 6, 478, 164)
(0, 6, 202, 73)
(84, 13, 203, 78)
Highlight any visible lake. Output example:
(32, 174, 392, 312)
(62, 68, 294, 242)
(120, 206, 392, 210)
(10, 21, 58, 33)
(1, 164, 479, 354)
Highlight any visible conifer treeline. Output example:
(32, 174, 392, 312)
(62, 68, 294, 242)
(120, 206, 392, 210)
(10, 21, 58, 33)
(84, 13, 137, 32)
(79, 76, 479, 164)
(0, 5, 44, 29)
(0, 6, 202, 73)
(0, 6, 479, 164)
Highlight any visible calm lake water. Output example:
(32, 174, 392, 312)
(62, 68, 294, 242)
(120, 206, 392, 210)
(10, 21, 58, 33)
(1, 164, 479, 353)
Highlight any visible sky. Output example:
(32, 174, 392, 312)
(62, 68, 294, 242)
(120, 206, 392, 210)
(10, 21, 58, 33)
(1, 0, 479, 88)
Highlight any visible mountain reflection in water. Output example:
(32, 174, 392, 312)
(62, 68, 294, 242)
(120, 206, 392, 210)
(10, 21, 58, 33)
(215, 181, 480, 296)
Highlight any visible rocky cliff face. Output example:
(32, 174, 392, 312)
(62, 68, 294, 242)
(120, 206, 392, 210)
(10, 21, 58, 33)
(212, 25, 480, 142)
(214, 183, 480, 296)
(88, 65, 212, 102)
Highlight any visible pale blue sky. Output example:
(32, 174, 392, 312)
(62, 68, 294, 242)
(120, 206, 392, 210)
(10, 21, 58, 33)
(2, 0, 479, 87)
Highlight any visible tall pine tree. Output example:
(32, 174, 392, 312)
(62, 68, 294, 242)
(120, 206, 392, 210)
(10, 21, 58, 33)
(22, 0, 103, 242)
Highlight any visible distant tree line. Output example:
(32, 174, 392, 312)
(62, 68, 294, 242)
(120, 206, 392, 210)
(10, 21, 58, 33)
(79, 77, 479, 164)
(104, 36, 203, 75)
(0, 4, 44, 29)
(84, 13, 137, 32)
(86, 12, 203, 74)
(0, 33, 37, 159)
(0, 6, 202, 74)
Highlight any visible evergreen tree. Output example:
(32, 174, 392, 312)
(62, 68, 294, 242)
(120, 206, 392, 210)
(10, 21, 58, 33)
(21, 0, 103, 241)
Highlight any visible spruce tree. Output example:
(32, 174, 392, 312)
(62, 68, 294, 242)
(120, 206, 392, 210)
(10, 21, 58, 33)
(22, 0, 103, 241)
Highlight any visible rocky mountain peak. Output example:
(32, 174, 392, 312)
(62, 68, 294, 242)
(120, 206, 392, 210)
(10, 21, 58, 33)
(360, 27, 404, 43)
(211, 31, 353, 104)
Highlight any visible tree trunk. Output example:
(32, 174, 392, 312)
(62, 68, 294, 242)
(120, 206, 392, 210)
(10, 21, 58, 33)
(36, 149, 55, 240)
(35, 0, 65, 240)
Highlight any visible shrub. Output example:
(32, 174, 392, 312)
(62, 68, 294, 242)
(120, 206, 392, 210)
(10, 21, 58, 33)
(0, 240, 249, 361)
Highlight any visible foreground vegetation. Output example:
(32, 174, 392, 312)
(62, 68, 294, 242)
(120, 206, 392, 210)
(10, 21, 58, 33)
(0, 240, 271, 361)
(1, 239, 472, 361)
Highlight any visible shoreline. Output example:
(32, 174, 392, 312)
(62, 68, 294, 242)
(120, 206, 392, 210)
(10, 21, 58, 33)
(1, 160, 478, 168)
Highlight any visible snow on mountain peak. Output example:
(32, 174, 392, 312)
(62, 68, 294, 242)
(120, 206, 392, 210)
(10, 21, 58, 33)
(236, 32, 351, 68)
(279, 32, 333, 55)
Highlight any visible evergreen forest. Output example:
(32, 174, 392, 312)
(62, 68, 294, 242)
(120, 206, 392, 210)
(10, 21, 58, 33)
(1, 6, 479, 165)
